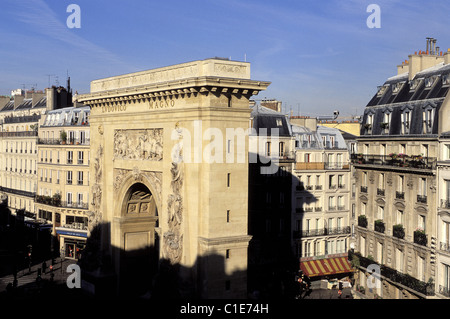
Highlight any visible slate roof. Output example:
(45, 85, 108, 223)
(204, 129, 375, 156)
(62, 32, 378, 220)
(251, 104, 292, 137)
(362, 61, 450, 137)
(0, 97, 47, 112)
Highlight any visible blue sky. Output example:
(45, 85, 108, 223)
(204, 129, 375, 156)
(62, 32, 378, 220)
(1, 0, 450, 117)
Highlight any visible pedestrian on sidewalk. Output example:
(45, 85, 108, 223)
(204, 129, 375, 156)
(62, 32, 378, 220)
(42, 261, 47, 274)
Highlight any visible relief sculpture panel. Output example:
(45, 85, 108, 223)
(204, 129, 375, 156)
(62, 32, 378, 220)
(114, 128, 163, 161)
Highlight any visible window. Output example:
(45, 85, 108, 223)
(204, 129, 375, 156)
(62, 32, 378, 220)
(226, 249, 230, 259)
(67, 171, 73, 185)
(279, 142, 285, 157)
(338, 175, 344, 188)
(398, 175, 404, 192)
(328, 197, 335, 211)
(67, 192, 73, 206)
(337, 196, 344, 210)
(396, 248, 403, 272)
(382, 112, 391, 133)
(417, 256, 425, 282)
(379, 173, 385, 189)
(77, 193, 83, 207)
(444, 264, 450, 292)
(420, 178, 427, 196)
(444, 144, 450, 160)
(227, 173, 231, 187)
(377, 242, 384, 264)
(77, 171, 83, 185)
(423, 107, 434, 134)
(226, 210, 230, 223)
(78, 151, 84, 164)
(418, 215, 426, 232)
(67, 151, 73, 164)
(401, 111, 411, 134)
(329, 175, 335, 189)
(304, 153, 311, 163)
(266, 142, 271, 157)
(366, 114, 373, 134)
(363, 172, 368, 187)
(80, 131, 87, 144)
(378, 206, 384, 220)
(397, 210, 404, 225)
(380, 144, 386, 156)
(68, 131, 75, 144)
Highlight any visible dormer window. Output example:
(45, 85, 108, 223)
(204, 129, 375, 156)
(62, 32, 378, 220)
(392, 82, 404, 94)
(365, 114, 374, 134)
(422, 105, 435, 134)
(377, 85, 389, 97)
(276, 118, 283, 126)
(425, 76, 436, 88)
(381, 111, 391, 134)
(401, 111, 411, 134)
(410, 79, 421, 91)
(443, 74, 450, 86)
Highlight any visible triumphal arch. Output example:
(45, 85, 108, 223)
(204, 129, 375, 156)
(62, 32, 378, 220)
(78, 58, 270, 298)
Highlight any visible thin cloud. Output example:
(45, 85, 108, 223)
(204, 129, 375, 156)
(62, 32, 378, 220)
(12, 0, 134, 70)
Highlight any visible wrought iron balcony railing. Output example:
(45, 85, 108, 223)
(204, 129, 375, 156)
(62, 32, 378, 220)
(351, 154, 436, 170)
(294, 226, 351, 238)
(349, 251, 435, 296)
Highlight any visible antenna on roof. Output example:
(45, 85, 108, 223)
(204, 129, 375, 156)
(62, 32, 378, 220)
(46, 74, 55, 88)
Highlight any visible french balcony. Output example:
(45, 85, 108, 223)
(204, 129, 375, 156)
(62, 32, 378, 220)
(393, 224, 405, 239)
(374, 220, 385, 233)
(358, 215, 368, 228)
(360, 186, 368, 193)
(396, 191, 405, 200)
(417, 195, 427, 204)
(440, 199, 450, 209)
(377, 188, 385, 196)
(413, 230, 427, 246)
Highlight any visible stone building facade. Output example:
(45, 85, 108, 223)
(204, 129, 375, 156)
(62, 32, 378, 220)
(351, 40, 450, 299)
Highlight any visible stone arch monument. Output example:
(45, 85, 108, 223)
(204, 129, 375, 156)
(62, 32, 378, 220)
(78, 58, 270, 298)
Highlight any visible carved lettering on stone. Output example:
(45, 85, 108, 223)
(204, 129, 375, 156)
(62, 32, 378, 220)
(113, 128, 163, 161)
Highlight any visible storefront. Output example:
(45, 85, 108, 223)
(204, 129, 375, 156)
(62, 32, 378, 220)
(55, 227, 87, 260)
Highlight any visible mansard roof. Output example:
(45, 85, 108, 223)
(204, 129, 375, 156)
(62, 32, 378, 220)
(251, 104, 292, 137)
(361, 61, 450, 137)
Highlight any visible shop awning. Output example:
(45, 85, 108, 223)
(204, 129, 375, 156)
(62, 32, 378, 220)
(300, 256, 354, 277)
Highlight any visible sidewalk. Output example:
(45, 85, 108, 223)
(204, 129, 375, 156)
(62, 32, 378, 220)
(0, 257, 81, 299)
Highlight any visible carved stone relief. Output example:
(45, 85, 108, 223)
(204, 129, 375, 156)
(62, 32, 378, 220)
(89, 145, 103, 232)
(113, 128, 163, 161)
(163, 125, 184, 264)
(113, 167, 162, 208)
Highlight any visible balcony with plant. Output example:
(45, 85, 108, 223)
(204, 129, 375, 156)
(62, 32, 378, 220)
(374, 219, 385, 233)
(358, 215, 368, 228)
(413, 228, 427, 246)
(393, 224, 405, 239)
